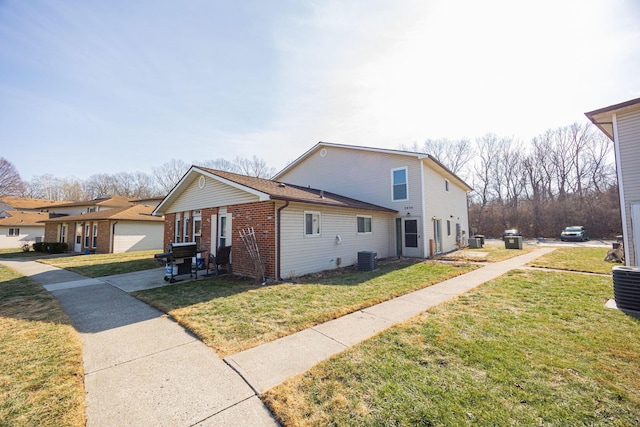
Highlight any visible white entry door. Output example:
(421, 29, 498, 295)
(74, 223, 82, 252)
(402, 217, 421, 257)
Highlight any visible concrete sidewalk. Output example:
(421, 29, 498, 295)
(0, 258, 277, 427)
(225, 247, 556, 393)
(0, 247, 554, 426)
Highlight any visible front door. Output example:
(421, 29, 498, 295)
(74, 223, 82, 252)
(402, 217, 421, 257)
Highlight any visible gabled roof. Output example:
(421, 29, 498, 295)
(40, 204, 163, 223)
(0, 196, 64, 210)
(39, 195, 133, 210)
(273, 141, 473, 192)
(153, 166, 397, 216)
(0, 211, 50, 227)
(585, 97, 640, 140)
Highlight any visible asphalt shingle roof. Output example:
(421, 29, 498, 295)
(198, 167, 397, 213)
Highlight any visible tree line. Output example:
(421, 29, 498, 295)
(1, 121, 622, 238)
(404, 121, 621, 239)
(0, 156, 276, 201)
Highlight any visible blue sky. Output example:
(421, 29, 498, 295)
(1, 0, 639, 181)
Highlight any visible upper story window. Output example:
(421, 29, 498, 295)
(8, 228, 19, 236)
(304, 211, 321, 236)
(445, 179, 450, 192)
(357, 216, 372, 234)
(391, 167, 408, 201)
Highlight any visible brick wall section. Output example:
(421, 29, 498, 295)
(96, 221, 111, 253)
(229, 201, 276, 279)
(163, 213, 176, 251)
(44, 223, 58, 242)
(199, 208, 217, 255)
(162, 203, 276, 279)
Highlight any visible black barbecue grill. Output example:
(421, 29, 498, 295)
(154, 242, 205, 283)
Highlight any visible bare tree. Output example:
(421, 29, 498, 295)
(421, 138, 474, 178)
(0, 158, 24, 197)
(84, 173, 117, 199)
(198, 158, 239, 173)
(153, 159, 190, 194)
(234, 155, 276, 178)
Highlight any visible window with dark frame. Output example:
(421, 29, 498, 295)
(305, 212, 321, 235)
(392, 167, 408, 201)
(357, 216, 372, 233)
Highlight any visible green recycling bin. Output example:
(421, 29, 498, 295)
(504, 235, 523, 249)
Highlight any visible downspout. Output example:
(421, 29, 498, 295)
(111, 221, 118, 253)
(276, 201, 289, 280)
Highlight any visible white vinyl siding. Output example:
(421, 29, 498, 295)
(112, 222, 164, 253)
(423, 162, 469, 254)
(617, 109, 640, 265)
(167, 175, 260, 213)
(0, 225, 45, 249)
(279, 203, 393, 278)
(277, 146, 425, 215)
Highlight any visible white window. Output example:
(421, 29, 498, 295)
(193, 211, 202, 237)
(85, 225, 90, 247)
(219, 214, 228, 247)
(357, 216, 372, 234)
(92, 224, 98, 248)
(445, 179, 450, 192)
(391, 167, 408, 201)
(183, 212, 190, 242)
(8, 228, 19, 236)
(304, 212, 321, 236)
(60, 224, 67, 243)
(175, 215, 181, 242)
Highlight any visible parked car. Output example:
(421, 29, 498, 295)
(502, 229, 521, 240)
(560, 226, 589, 242)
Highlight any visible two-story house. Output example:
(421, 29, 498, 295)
(154, 143, 472, 280)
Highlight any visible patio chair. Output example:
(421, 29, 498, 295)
(207, 246, 232, 275)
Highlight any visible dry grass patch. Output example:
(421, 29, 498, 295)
(0, 265, 84, 427)
(528, 247, 615, 274)
(441, 241, 536, 262)
(38, 249, 160, 277)
(263, 270, 640, 426)
(134, 260, 476, 357)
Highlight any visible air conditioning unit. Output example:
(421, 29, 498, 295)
(357, 251, 377, 271)
(613, 266, 640, 312)
(468, 237, 482, 249)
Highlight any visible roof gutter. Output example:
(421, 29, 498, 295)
(276, 201, 289, 280)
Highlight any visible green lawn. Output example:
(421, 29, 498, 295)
(0, 265, 85, 427)
(263, 270, 640, 426)
(38, 250, 160, 277)
(528, 246, 615, 274)
(134, 260, 476, 357)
